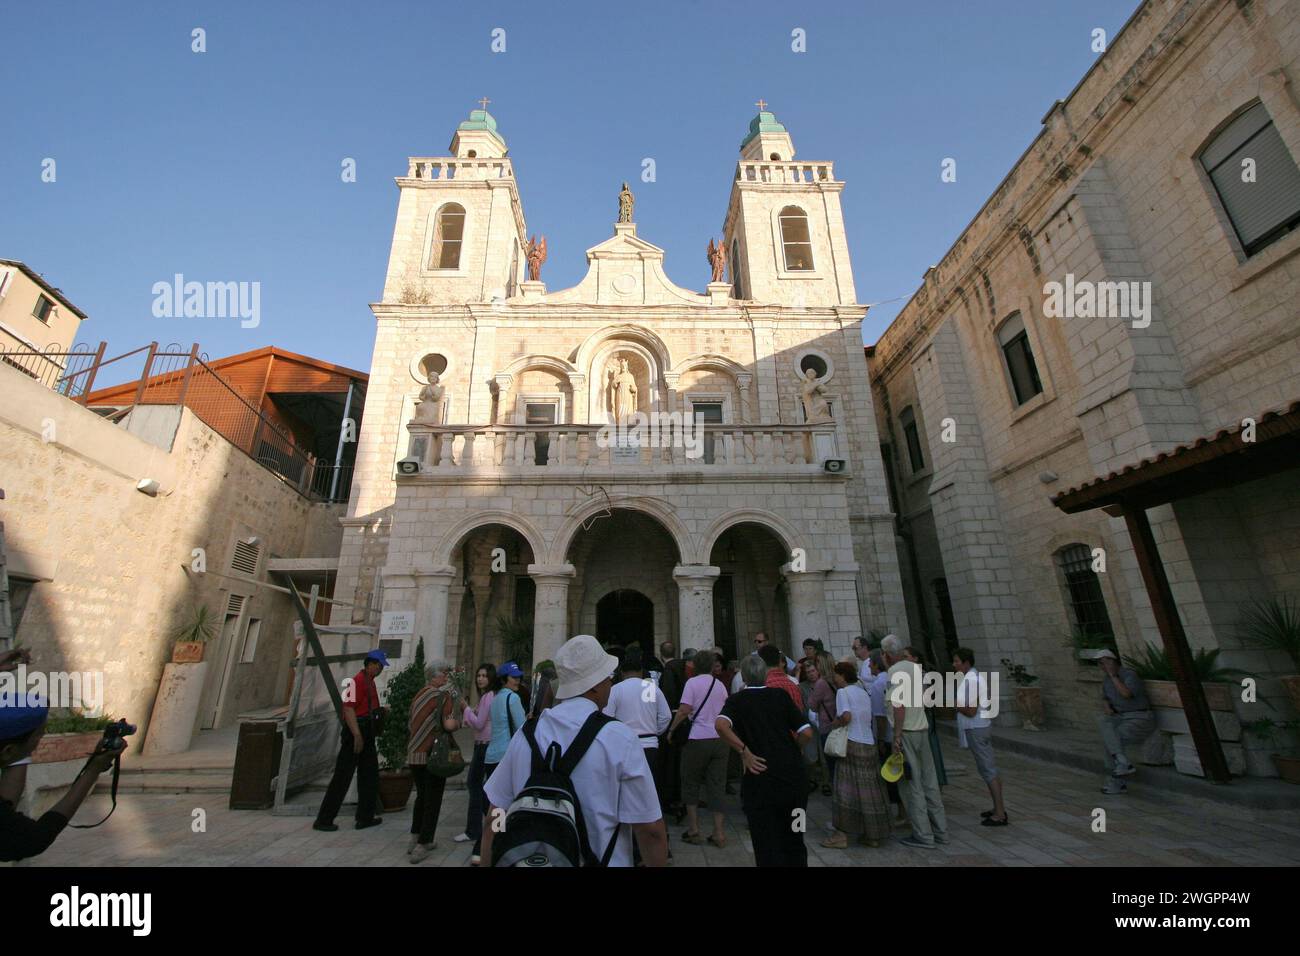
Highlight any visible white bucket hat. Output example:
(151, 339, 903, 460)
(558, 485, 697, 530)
(554, 634, 619, 700)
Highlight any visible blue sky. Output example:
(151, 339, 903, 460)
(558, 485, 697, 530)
(0, 0, 1140, 375)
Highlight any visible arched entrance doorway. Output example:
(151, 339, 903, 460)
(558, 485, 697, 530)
(709, 521, 793, 660)
(596, 589, 654, 658)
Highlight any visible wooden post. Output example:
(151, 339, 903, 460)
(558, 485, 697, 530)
(177, 343, 200, 407)
(1122, 505, 1231, 783)
(132, 342, 159, 408)
(76, 341, 109, 404)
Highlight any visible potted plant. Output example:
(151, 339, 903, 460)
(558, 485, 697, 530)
(31, 712, 111, 765)
(1125, 643, 1243, 712)
(172, 604, 216, 663)
(1000, 658, 1043, 730)
(1070, 626, 1118, 661)
(1239, 596, 1300, 713)
(1241, 718, 1300, 784)
(376, 642, 424, 812)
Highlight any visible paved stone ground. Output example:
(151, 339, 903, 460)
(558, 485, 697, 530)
(23, 745, 1300, 867)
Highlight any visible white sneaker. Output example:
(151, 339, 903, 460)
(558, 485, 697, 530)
(453, 832, 471, 843)
(406, 835, 419, 854)
(1113, 758, 1137, 777)
(1101, 778, 1127, 795)
(409, 843, 432, 864)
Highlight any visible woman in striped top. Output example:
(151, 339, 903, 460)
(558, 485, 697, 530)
(406, 659, 463, 863)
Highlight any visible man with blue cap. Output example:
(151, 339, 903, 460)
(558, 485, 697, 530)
(314, 649, 389, 832)
(1, 692, 118, 861)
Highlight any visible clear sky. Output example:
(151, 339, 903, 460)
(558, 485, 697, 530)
(1, 0, 1141, 375)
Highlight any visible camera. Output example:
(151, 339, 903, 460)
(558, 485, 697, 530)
(97, 718, 137, 755)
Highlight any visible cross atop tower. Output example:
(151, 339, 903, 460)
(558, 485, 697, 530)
(754, 98, 768, 112)
(478, 96, 491, 111)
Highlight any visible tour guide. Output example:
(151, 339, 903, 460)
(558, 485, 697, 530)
(314, 649, 389, 832)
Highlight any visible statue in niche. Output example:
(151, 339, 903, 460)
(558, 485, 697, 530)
(706, 238, 727, 283)
(526, 235, 547, 281)
(617, 181, 635, 223)
(798, 367, 832, 423)
(608, 356, 638, 422)
(412, 370, 445, 424)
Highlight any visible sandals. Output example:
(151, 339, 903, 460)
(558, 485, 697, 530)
(820, 836, 849, 849)
(681, 831, 706, 845)
(980, 815, 1009, 827)
(708, 834, 727, 849)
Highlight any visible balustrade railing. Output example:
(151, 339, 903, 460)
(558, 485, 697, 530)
(405, 422, 841, 472)
(405, 158, 512, 181)
(736, 160, 834, 184)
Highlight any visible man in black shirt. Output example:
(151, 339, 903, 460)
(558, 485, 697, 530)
(1, 692, 118, 862)
(715, 653, 813, 867)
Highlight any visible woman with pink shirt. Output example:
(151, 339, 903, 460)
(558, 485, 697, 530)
(666, 649, 730, 848)
(453, 663, 498, 845)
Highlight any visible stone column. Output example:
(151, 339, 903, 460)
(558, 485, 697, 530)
(674, 565, 720, 652)
(529, 563, 576, 663)
(567, 373, 588, 423)
(781, 564, 829, 649)
(411, 565, 457, 663)
(735, 372, 753, 424)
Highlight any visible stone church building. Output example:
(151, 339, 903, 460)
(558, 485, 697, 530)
(867, 0, 1300, 770)
(331, 106, 907, 669)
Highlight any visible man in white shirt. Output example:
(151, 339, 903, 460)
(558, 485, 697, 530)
(482, 635, 668, 867)
(604, 649, 672, 812)
(953, 647, 1006, 826)
(851, 636, 872, 683)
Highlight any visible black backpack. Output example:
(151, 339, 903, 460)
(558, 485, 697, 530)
(490, 711, 619, 867)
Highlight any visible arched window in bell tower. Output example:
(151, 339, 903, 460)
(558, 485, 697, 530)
(429, 203, 466, 270)
(778, 205, 814, 271)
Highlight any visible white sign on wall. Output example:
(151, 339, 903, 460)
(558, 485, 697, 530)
(380, 611, 415, 636)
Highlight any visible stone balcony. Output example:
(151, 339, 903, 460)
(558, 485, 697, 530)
(405, 157, 513, 180)
(735, 160, 835, 184)
(402, 422, 846, 481)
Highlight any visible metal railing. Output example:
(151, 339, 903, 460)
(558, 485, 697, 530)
(0, 340, 352, 503)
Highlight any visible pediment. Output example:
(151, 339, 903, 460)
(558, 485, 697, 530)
(527, 223, 708, 307)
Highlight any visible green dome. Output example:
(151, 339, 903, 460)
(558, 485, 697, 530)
(740, 110, 787, 148)
(458, 109, 499, 133)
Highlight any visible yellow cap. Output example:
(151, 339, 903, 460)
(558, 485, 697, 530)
(880, 752, 905, 783)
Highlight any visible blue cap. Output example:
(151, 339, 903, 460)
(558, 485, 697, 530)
(497, 661, 525, 679)
(364, 650, 390, 668)
(0, 693, 49, 740)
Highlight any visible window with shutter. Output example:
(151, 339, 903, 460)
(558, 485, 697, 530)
(1201, 102, 1300, 257)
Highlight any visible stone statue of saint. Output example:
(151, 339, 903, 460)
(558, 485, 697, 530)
(412, 370, 445, 425)
(617, 182, 635, 223)
(526, 235, 547, 281)
(609, 357, 638, 422)
(798, 367, 832, 423)
(706, 238, 727, 283)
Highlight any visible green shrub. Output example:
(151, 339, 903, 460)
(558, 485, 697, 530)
(1124, 643, 1245, 683)
(1239, 597, 1300, 672)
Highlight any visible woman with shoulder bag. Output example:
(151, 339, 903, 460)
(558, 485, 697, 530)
(470, 661, 526, 865)
(806, 652, 839, 795)
(821, 662, 890, 850)
(666, 649, 730, 848)
(406, 659, 463, 863)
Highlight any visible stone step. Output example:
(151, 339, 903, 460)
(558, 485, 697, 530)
(96, 771, 233, 794)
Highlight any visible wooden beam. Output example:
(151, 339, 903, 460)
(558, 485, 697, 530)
(1122, 506, 1231, 783)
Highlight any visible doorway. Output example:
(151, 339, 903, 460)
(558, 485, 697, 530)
(596, 589, 654, 659)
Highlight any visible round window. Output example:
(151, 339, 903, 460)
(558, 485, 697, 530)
(799, 353, 828, 379)
(412, 352, 449, 383)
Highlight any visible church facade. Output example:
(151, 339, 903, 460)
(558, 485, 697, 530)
(331, 107, 907, 669)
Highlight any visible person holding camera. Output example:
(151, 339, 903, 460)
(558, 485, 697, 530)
(0, 693, 119, 862)
(313, 649, 389, 832)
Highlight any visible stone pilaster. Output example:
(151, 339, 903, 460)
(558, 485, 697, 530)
(781, 564, 829, 649)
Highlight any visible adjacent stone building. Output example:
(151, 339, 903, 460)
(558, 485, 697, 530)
(868, 0, 1300, 771)
(333, 106, 908, 669)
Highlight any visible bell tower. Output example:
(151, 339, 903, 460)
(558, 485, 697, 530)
(381, 103, 527, 305)
(722, 105, 857, 307)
